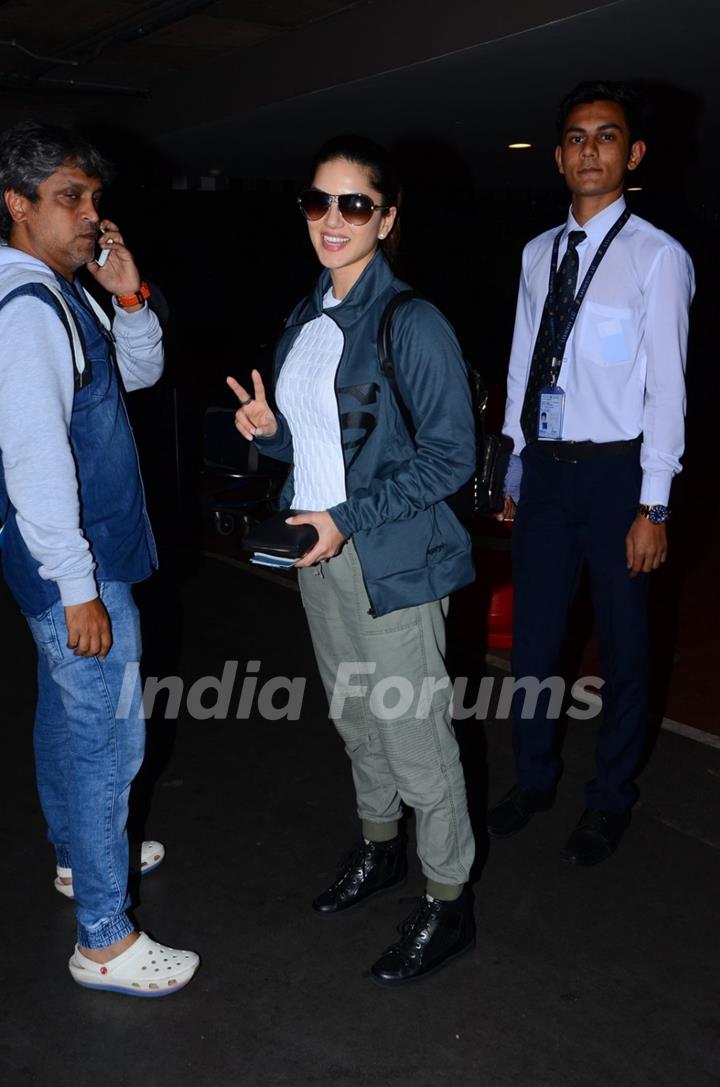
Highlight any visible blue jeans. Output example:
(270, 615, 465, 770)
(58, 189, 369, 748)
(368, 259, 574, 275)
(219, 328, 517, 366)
(26, 581, 146, 948)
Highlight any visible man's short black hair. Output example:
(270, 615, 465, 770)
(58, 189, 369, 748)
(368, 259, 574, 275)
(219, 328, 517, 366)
(0, 120, 113, 242)
(557, 82, 642, 142)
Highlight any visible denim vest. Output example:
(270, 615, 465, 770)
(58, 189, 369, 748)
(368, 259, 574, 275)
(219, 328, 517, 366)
(0, 276, 157, 616)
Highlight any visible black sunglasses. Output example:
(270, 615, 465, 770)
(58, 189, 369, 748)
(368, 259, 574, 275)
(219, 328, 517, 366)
(297, 189, 390, 226)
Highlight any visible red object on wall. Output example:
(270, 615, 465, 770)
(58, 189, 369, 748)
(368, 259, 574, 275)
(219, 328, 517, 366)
(486, 576, 513, 649)
(478, 383, 513, 648)
(452, 514, 514, 651)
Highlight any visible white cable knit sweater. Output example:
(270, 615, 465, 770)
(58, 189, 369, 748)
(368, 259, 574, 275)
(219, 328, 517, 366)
(276, 288, 347, 510)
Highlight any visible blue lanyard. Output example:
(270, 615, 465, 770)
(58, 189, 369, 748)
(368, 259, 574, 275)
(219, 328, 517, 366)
(547, 207, 631, 371)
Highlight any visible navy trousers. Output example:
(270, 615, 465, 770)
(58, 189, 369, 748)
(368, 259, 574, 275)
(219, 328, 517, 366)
(511, 443, 649, 812)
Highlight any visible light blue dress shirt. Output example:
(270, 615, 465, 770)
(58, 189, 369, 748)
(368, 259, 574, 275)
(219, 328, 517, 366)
(503, 195, 695, 505)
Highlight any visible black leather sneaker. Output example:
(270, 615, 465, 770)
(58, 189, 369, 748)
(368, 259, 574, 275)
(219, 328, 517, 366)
(311, 836, 407, 915)
(370, 887, 476, 986)
(486, 783, 556, 839)
(560, 808, 630, 866)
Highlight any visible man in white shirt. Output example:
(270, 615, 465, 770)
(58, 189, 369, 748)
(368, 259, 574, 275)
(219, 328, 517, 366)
(487, 82, 695, 864)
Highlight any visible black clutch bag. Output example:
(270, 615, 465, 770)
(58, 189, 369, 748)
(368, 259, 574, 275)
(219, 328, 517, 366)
(476, 432, 511, 515)
(243, 510, 319, 559)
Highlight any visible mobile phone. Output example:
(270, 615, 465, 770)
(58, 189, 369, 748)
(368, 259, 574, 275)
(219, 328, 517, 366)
(95, 227, 111, 267)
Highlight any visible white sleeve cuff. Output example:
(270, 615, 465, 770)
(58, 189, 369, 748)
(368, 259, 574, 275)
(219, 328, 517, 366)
(56, 575, 99, 608)
(639, 472, 672, 506)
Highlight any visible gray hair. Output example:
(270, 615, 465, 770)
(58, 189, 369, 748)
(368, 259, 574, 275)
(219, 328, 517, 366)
(0, 120, 114, 242)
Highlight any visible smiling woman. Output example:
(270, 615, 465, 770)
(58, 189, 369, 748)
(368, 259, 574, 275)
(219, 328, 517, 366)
(226, 134, 478, 986)
(298, 153, 397, 297)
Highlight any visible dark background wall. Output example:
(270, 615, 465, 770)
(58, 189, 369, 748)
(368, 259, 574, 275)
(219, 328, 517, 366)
(2, 0, 717, 561)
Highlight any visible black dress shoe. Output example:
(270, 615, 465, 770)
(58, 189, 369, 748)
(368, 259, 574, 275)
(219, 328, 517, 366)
(560, 808, 631, 866)
(370, 887, 476, 986)
(486, 784, 556, 839)
(312, 837, 407, 915)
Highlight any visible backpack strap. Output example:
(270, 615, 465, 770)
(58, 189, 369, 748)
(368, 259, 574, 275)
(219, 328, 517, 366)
(377, 289, 417, 441)
(0, 282, 89, 388)
(0, 282, 90, 537)
(378, 289, 489, 434)
(376, 289, 504, 517)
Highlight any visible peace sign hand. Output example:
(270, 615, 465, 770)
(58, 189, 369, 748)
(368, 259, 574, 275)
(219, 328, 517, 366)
(226, 369, 278, 440)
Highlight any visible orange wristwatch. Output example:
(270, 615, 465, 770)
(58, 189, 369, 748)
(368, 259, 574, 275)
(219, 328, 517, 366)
(115, 281, 151, 309)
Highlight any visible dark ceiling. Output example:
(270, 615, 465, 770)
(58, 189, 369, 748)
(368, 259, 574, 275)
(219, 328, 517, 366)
(0, 0, 716, 203)
(0, 1, 364, 97)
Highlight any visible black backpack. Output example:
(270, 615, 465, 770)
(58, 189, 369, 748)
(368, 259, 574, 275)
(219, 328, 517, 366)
(377, 290, 507, 520)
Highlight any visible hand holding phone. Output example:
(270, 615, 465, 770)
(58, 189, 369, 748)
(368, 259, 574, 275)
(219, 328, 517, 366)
(95, 227, 111, 268)
(87, 219, 144, 301)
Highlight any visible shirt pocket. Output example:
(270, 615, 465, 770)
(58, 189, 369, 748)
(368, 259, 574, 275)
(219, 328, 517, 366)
(580, 301, 634, 367)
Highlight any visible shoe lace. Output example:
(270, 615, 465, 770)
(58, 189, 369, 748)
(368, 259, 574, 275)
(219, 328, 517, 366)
(328, 841, 372, 889)
(397, 896, 439, 942)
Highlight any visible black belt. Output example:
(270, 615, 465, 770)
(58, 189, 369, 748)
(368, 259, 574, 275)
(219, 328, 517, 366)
(529, 436, 641, 463)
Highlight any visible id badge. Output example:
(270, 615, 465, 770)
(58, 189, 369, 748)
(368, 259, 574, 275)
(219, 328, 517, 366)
(538, 385, 565, 440)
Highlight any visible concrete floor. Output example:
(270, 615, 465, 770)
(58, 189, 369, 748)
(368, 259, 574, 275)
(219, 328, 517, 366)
(1, 554, 719, 1087)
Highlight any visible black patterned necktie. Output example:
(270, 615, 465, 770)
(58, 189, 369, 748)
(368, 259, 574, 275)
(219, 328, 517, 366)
(520, 229, 587, 443)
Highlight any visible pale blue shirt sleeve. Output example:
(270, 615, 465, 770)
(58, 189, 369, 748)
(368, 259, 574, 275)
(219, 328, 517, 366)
(503, 453, 523, 503)
(638, 245, 694, 505)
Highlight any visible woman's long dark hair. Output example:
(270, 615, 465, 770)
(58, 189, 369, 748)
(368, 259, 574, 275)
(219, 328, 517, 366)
(310, 135, 401, 265)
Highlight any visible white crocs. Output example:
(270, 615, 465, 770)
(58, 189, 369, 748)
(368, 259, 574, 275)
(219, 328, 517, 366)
(137, 839, 165, 875)
(54, 865, 74, 899)
(54, 840, 166, 899)
(68, 932, 199, 997)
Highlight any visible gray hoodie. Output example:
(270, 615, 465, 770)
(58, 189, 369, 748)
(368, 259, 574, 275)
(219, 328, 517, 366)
(0, 245, 163, 606)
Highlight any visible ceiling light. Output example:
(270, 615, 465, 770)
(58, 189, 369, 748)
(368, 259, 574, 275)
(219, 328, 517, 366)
(508, 142, 532, 149)
(627, 186, 643, 192)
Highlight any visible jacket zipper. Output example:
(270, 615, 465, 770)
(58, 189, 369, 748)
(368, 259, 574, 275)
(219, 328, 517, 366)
(329, 317, 378, 618)
(280, 299, 380, 617)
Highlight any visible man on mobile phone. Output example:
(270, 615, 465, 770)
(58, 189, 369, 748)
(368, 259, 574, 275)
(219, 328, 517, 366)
(0, 121, 198, 994)
(488, 83, 694, 864)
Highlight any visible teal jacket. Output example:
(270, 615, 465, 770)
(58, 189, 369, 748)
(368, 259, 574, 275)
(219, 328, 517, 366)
(257, 251, 475, 616)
